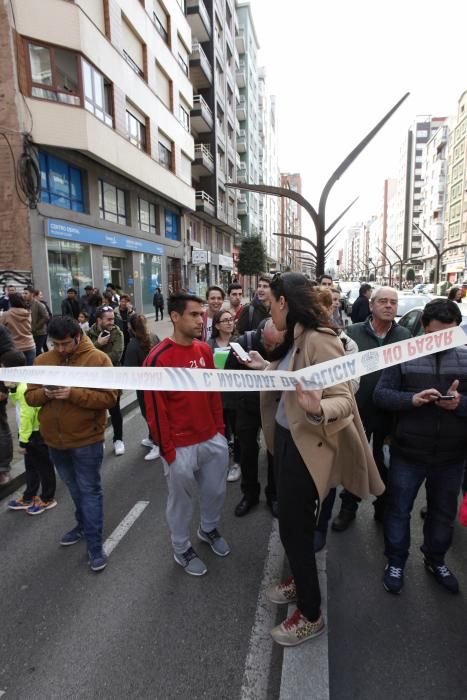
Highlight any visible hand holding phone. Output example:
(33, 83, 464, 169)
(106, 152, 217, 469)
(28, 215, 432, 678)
(229, 341, 250, 363)
(99, 330, 111, 338)
(437, 395, 455, 401)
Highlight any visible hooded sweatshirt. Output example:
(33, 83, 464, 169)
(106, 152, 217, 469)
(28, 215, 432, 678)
(0, 308, 35, 351)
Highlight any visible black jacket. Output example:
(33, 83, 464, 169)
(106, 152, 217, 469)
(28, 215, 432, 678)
(153, 291, 164, 308)
(61, 297, 80, 319)
(236, 296, 270, 334)
(374, 347, 467, 464)
(350, 294, 370, 323)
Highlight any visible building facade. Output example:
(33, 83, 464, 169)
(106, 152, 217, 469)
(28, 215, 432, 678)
(1, 0, 197, 313)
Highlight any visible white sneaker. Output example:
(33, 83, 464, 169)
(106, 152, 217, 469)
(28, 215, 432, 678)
(141, 437, 154, 448)
(144, 445, 160, 461)
(114, 440, 125, 456)
(227, 463, 241, 482)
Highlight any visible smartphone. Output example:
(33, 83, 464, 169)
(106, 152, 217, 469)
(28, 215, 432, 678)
(229, 341, 251, 362)
(437, 395, 456, 401)
(99, 330, 111, 338)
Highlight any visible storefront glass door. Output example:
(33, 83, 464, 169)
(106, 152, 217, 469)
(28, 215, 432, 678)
(47, 239, 92, 313)
(102, 256, 124, 291)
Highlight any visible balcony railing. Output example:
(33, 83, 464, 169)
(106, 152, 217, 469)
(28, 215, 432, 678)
(123, 50, 144, 78)
(191, 42, 213, 84)
(195, 190, 215, 216)
(186, 0, 211, 41)
(194, 143, 214, 166)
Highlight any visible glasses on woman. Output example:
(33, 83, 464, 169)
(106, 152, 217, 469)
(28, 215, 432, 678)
(219, 318, 234, 324)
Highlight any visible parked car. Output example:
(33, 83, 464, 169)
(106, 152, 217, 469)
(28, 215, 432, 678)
(398, 304, 467, 336)
(395, 294, 434, 322)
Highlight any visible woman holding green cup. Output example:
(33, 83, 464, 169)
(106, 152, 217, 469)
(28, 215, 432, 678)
(208, 310, 241, 481)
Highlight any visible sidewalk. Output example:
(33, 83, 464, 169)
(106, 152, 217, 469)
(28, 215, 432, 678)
(0, 317, 174, 500)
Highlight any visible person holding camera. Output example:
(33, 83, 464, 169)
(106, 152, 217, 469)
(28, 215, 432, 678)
(87, 305, 125, 456)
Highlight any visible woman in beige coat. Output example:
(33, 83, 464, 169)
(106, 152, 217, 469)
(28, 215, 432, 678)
(243, 273, 384, 647)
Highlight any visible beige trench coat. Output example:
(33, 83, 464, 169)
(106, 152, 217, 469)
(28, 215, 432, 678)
(260, 324, 385, 506)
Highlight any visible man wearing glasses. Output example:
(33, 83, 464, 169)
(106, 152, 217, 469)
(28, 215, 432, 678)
(87, 305, 125, 456)
(331, 287, 412, 530)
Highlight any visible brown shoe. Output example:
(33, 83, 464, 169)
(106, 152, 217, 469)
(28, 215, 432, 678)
(0, 472, 12, 487)
(331, 509, 356, 532)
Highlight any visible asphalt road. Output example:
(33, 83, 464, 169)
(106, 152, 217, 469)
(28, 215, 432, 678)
(1, 406, 467, 700)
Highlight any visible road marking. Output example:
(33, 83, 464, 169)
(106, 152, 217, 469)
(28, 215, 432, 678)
(103, 501, 150, 556)
(240, 520, 284, 700)
(279, 550, 330, 700)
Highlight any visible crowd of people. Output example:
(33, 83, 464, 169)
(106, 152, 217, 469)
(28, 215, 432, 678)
(1, 273, 467, 648)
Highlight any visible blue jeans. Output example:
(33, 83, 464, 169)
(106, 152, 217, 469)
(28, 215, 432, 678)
(49, 442, 104, 553)
(384, 455, 465, 567)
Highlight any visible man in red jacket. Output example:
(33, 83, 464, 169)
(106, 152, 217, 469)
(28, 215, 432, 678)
(144, 293, 229, 576)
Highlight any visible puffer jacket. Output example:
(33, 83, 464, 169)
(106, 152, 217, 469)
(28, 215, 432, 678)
(374, 346, 467, 465)
(25, 335, 117, 449)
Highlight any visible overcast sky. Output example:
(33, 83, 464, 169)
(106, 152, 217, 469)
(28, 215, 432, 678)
(248, 0, 467, 247)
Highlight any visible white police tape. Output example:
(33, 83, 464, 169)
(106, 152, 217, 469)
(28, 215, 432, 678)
(0, 327, 465, 392)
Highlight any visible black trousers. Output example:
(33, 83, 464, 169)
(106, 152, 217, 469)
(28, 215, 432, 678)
(154, 305, 164, 321)
(340, 413, 387, 514)
(109, 393, 123, 442)
(224, 408, 240, 463)
(274, 423, 321, 621)
(236, 396, 276, 502)
(0, 399, 12, 473)
(34, 334, 48, 356)
(23, 432, 56, 501)
(136, 390, 153, 440)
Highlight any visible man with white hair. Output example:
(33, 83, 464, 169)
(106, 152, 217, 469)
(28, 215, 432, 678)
(332, 287, 412, 530)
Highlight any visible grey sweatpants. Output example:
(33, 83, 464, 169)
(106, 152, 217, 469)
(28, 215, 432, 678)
(162, 432, 229, 554)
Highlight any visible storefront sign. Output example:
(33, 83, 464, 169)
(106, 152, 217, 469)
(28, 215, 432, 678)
(218, 254, 234, 269)
(47, 220, 165, 256)
(192, 249, 209, 265)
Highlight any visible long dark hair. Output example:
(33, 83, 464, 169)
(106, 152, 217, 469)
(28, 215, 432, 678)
(8, 293, 28, 309)
(269, 272, 334, 360)
(129, 314, 152, 354)
(210, 309, 234, 339)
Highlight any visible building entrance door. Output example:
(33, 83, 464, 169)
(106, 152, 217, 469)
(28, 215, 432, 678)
(103, 255, 124, 291)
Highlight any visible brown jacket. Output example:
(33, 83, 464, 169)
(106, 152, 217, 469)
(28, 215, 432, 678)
(0, 307, 35, 351)
(30, 299, 49, 336)
(260, 324, 385, 506)
(25, 335, 117, 449)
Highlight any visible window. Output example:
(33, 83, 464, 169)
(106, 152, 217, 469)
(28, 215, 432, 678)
(28, 43, 80, 105)
(155, 62, 172, 110)
(138, 197, 157, 233)
(180, 152, 192, 185)
(39, 152, 84, 211)
(165, 210, 180, 240)
(82, 59, 112, 126)
(177, 34, 189, 76)
(154, 0, 169, 44)
(158, 132, 172, 170)
(179, 97, 190, 131)
(122, 17, 145, 78)
(98, 180, 127, 224)
(126, 103, 147, 151)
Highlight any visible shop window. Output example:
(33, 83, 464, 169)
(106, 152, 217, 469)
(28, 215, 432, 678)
(165, 210, 180, 241)
(126, 103, 147, 151)
(98, 179, 127, 224)
(47, 239, 92, 314)
(28, 43, 80, 105)
(138, 197, 157, 233)
(82, 59, 113, 126)
(141, 253, 163, 314)
(39, 152, 84, 212)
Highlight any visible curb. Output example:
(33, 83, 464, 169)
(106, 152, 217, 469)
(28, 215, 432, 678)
(0, 391, 139, 502)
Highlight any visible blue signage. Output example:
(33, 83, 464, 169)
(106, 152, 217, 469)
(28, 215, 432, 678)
(47, 219, 165, 256)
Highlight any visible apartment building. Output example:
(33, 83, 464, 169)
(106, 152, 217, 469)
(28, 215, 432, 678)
(419, 120, 452, 282)
(258, 69, 280, 269)
(443, 91, 467, 284)
(279, 173, 302, 271)
(184, 0, 240, 296)
(1, 0, 196, 313)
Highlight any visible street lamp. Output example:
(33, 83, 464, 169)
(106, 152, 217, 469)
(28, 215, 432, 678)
(228, 93, 410, 275)
(386, 243, 403, 289)
(413, 223, 467, 289)
(368, 257, 378, 282)
(376, 247, 394, 286)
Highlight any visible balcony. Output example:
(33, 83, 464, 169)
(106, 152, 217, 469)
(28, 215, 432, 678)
(186, 0, 211, 43)
(237, 162, 247, 183)
(237, 196, 248, 215)
(193, 143, 214, 177)
(195, 190, 215, 219)
(236, 65, 246, 88)
(235, 28, 246, 54)
(190, 42, 213, 88)
(191, 94, 213, 133)
(237, 129, 246, 153)
(236, 95, 246, 121)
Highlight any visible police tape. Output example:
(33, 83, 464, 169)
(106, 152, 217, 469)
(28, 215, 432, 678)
(0, 327, 465, 392)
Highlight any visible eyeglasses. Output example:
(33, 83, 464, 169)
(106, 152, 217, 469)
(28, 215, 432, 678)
(219, 318, 234, 324)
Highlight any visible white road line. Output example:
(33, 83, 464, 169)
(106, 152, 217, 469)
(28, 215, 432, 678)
(279, 549, 330, 700)
(240, 520, 285, 700)
(103, 501, 150, 556)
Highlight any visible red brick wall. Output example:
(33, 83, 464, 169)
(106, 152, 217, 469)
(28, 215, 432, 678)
(0, 9, 32, 273)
